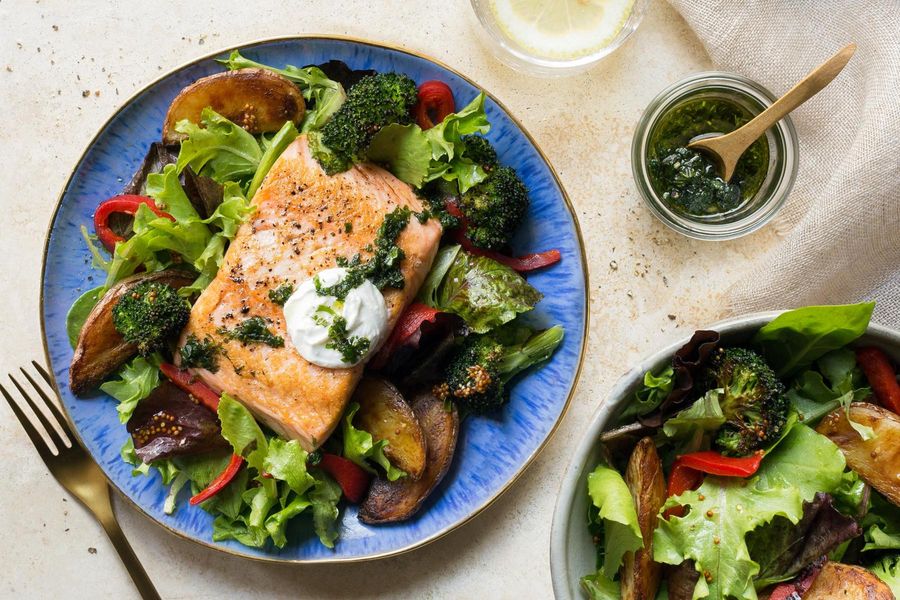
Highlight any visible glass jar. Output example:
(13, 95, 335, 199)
(469, 0, 650, 77)
(632, 72, 799, 240)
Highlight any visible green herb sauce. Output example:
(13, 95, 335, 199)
(316, 206, 412, 299)
(313, 305, 371, 364)
(416, 185, 461, 229)
(268, 282, 294, 306)
(648, 95, 769, 217)
(179, 334, 221, 372)
(219, 316, 284, 348)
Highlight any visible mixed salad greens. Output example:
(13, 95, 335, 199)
(582, 303, 900, 599)
(66, 52, 564, 550)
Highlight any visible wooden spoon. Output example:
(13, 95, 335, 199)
(688, 43, 857, 182)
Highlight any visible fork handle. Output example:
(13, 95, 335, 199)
(97, 512, 162, 600)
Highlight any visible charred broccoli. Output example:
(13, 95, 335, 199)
(316, 72, 418, 173)
(112, 281, 190, 356)
(458, 166, 528, 251)
(418, 180, 460, 229)
(707, 347, 788, 456)
(461, 135, 499, 172)
(435, 325, 564, 413)
(419, 136, 497, 227)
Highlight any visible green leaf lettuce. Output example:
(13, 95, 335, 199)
(248, 121, 299, 198)
(211, 395, 342, 548)
(586, 464, 643, 579)
(103, 166, 253, 292)
(862, 492, 900, 552)
(580, 570, 622, 600)
(175, 108, 262, 184)
(870, 554, 900, 597)
(366, 92, 491, 193)
(652, 424, 845, 600)
(785, 348, 873, 439)
(342, 402, 406, 481)
(616, 366, 675, 424)
(100, 354, 161, 423)
(661, 388, 726, 444)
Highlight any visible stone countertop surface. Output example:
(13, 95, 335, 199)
(0, 1, 780, 598)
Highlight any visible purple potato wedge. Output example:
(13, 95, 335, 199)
(802, 562, 893, 599)
(161, 69, 305, 144)
(352, 377, 427, 481)
(621, 437, 667, 600)
(69, 270, 195, 395)
(817, 402, 900, 507)
(359, 391, 459, 524)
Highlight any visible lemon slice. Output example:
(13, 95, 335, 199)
(489, 0, 635, 61)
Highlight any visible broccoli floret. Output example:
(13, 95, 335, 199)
(458, 166, 529, 251)
(436, 325, 564, 413)
(439, 336, 504, 412)
(112, 281, 190, 356)
(707, 347, 789, 456)
(307, 131, 351, 174)
(418, 180, 461, 229)
(461, 135, 499, 171)
(316, 72, 418, 174)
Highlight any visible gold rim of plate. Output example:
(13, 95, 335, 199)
(38, 34, 590, 565)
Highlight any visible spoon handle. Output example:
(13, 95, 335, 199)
(726, 43, 857, 151)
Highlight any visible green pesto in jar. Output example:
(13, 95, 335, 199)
(647, 95, 769, 217)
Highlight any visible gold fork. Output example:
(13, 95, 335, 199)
(1, 361, 161, 600)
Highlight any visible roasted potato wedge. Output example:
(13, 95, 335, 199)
(816, 402, 900, 506)
(803, 562, 894, 599)
(69, 270, 195, 394)
(352, 378, 427, 480)
(666, 562, 700, 600)
(162, 69, 305, 143)
(622, 437, 667, 600)
(359, 391, 459, 524)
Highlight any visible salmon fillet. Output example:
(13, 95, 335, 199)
(180, 135, 442, 449)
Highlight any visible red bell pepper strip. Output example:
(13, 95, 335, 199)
(444, 199, 465, 221)
(371, 302, 443, 368)
(666, 462, 706, 499)
(444, 201, 561, 272)
(318, 453, 371, 504)
(676, 451, 764, 477)
(159, 363, 221, 412)
(414, 80, 455, 129)
(189, 453, 244, 505)
(664, 451, 764, 519)
(459, 239, 562, 272)
(664, 462, 705, 519)
(856, 346, 900, 414)
(93, 195, 174, 252)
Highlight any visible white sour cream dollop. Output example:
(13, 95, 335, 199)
(283, 267, 388, 369)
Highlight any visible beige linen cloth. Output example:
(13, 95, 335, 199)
(668, 0, 900, 327)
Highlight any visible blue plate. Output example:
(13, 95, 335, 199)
(40, 36, 587, 563)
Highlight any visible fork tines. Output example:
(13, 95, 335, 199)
(1, 361, 73, 457)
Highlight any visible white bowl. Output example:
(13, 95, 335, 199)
(549, 311, 900, 599)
